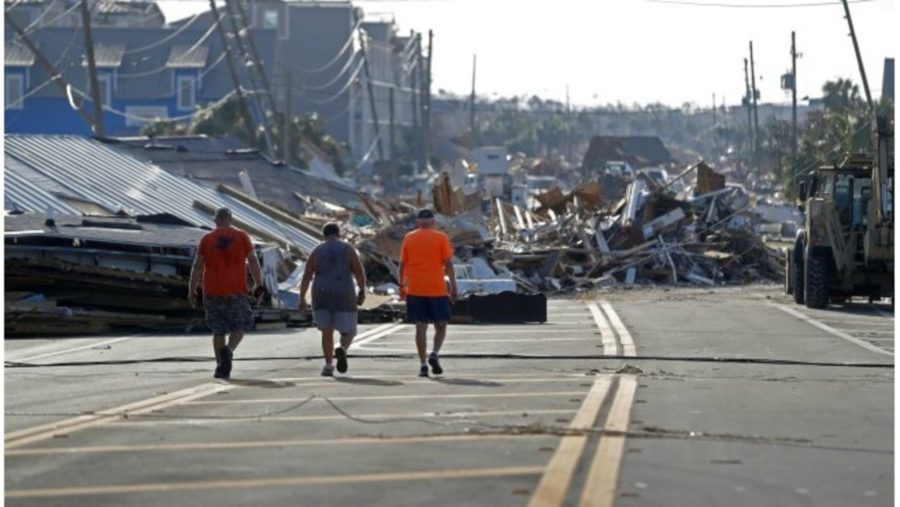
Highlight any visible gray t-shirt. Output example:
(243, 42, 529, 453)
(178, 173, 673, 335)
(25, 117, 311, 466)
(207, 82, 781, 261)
(311, 240, 357, 313)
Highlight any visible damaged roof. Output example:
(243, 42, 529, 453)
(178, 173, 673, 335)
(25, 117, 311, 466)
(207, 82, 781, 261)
(106, 135, 364, 213)
(582, 136, 675, 170)
(4, 135, 319, 254)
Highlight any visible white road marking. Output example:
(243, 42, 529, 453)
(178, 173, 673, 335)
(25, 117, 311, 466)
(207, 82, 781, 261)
(769, 303, 894, 357)
(6, 336, 136, 363)
(112, 409, 579, 427)
(5, 383, 230, 449)
(185, 390, 587, 405)
(588, 302, 618, 355)
(599, 301, 636, 357)
(5, 466, 547, 497)
(352, 323, 407, 347)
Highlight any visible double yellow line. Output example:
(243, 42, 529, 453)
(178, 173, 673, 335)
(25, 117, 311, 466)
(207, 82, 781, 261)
(527, 374, 638, 507)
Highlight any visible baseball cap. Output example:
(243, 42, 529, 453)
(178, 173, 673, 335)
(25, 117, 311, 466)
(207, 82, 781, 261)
(417, 208, 435, 219)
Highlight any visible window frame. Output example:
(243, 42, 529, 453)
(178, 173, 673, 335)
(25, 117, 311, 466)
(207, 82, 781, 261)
(176, 74, 197, 111)
(5, 73, 25, 109)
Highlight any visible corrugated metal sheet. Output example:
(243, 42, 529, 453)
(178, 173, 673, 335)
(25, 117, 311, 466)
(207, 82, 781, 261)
(82, 43, 126, 68)
(167, 45, 209, 68)
(4, 135, 319, 254)
(5, 40, 34, 67)
(3, 165, 81, 215)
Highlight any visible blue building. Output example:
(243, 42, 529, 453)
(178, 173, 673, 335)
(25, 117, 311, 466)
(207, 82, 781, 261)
(4, 25, 276, 136)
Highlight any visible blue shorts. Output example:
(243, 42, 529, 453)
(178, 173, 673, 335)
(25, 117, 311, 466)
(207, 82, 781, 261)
(406, 295, 452, 323)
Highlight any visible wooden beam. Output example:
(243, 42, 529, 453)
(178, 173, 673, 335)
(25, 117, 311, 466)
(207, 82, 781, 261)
(218, 184, 322, 240)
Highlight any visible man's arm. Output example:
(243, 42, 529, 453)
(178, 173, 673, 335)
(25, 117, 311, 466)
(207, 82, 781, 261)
(246, 250, 263, 291)
(299, 250, 317, 312)
(444, 258, 458, 300)
(188, 253, 203, 307)
(348, 246, 367, 306)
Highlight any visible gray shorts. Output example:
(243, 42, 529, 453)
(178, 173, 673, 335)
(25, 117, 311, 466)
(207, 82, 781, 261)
(314, 309, 358, 336)
(204, 294, 254, 335)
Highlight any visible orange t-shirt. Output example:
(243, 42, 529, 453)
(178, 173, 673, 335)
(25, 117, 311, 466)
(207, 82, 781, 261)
(198, 227, 254, 296)
(400, 228, 453, 297)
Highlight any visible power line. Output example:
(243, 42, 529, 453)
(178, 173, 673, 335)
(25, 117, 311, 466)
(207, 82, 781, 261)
(290, 20, 362, 74)
(645, 0, 874, 7)
(121, 13, 201, 54)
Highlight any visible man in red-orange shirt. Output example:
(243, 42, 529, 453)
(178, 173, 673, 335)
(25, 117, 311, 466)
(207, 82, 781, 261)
(399, 209, 458, 377)
(189, 208, 263, 379)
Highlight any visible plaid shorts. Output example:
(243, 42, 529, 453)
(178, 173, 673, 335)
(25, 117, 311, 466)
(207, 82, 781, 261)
(203, 294, 254, 335)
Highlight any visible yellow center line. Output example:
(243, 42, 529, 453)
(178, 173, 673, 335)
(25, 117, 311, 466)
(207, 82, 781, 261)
(5, 383, 231, 449)
(600, 301, 637, 357)
(587, 302, 618, 355)
(527, 375, 614, 507)
(5, 466, 546, 498)
(7, 433, 552, 457)
(579, 375, 638, 507)
(185, 390, 587, 405)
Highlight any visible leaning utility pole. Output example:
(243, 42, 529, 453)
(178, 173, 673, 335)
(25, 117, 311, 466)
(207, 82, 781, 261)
(410, 41, 420, 174)
(5, 15, 97, 130)
(209, 0, 257, 146)
(222, 0, 275, 159)
(469, 54, 477, 131)
(358, 26, 384, 162)
(389, 86, 396, 162)
(283, 73, 292, 164)
(749, 41, 760, 162)
(80, 0, 105, 137)
(744, 58, 754, 165)
(840, 0, 874, 112)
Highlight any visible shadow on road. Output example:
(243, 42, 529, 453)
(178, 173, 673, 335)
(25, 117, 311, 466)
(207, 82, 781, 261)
(226, 379, 296, 388)
(432, 378, 504, 387)
(334, 377, 404, 387)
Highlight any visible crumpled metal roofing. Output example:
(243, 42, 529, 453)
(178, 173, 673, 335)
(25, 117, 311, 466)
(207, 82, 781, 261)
(4, 164, 81, 216)
(4, 135, 319, 254)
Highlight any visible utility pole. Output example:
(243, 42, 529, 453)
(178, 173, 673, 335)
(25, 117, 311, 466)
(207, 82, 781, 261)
(410, 40, 420, 174)
(283, 73, 292, 164)
(749, 41, 760, 164)
(840, 0, 874, 112)
(566, 84, 573, 159)
(358, 26, 384, 162)
(744, 58, 754, 166)
(389, 86, 395, 162)
(791, 31, 798, 154)
(80, 0, 105, 137)
(424, 29, 433, 169)
(5, 15, 97, 130)
(415, 33, 427, 172)
(223, 0, 275, 159)
(712, 92, 717, 152)
(469, 54, 476, 132)
(209, 0, 257, 146)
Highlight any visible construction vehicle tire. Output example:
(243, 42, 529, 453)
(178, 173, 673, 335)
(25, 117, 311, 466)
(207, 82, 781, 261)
(784, 248, 793, 295)
(804, 253, 829, 309)
(793, 248, 805, 304)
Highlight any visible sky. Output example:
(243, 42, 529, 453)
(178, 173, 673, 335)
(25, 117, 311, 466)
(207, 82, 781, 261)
(158, 0, 897, 109)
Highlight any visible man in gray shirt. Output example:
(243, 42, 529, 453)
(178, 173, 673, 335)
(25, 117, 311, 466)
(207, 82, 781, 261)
(299, 223, 366, 376)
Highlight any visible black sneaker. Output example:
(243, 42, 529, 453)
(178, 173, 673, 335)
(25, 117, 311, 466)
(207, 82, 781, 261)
(214, 365, 227, 379)
(220, 346, 233, 379)
(321, 364, 335, 377)
(428, 353, 443, 375)
(419, 365, 430, 378)
(335, 347, 348, 374)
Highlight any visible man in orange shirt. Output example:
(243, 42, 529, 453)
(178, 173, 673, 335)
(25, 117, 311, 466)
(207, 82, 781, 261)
(189, 208, 263, 379)
(399, 209, 458, 377)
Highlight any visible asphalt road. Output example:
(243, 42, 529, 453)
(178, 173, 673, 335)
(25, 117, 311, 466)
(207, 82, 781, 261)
(4, 285, 894, 506)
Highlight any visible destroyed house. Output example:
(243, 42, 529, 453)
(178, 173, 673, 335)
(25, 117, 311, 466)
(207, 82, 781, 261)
(106, 135, 364, 214)
(4, 25, 276, 136)
(4, 134, 319, 255)
(581, 135, 675, 173)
